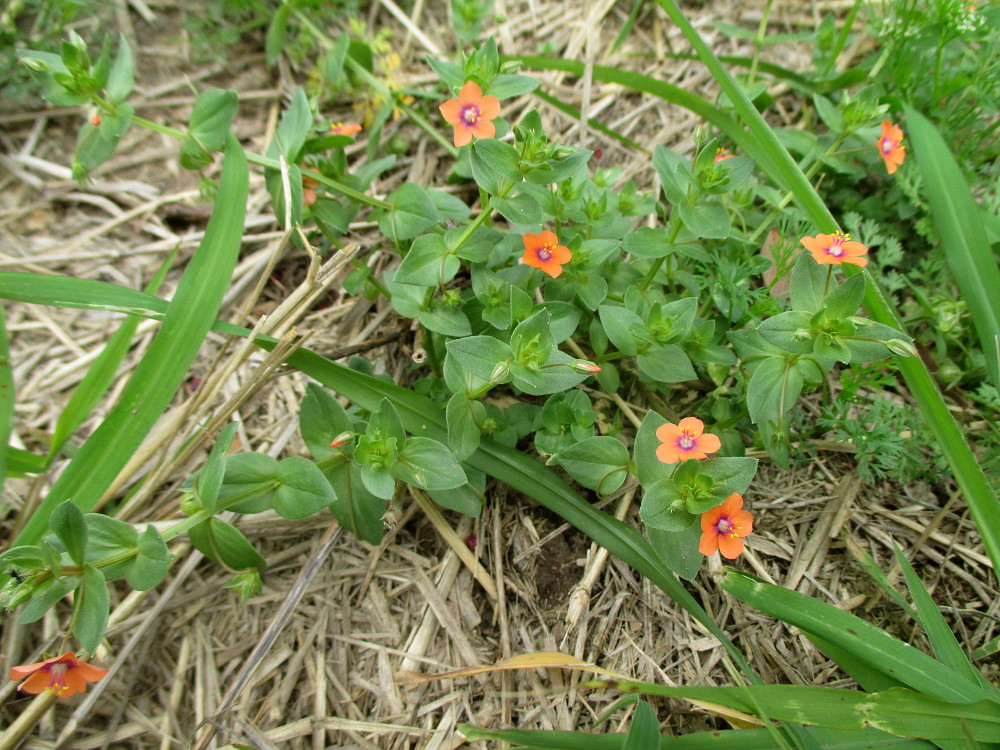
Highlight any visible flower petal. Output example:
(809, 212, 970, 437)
(59, 670, 88, 697)
(522, 248, 544, 270)
(718, 534, 745, 559)
(10, 658, 52, 680)
(677, 417, 705, 435)
(439, 99, 462, 125)
(701, 506, 723, 530)
(656, 423, 681, 442)
(550, 245, 572, 265)
(536, 229, 559, 247)
(695, 432, 721, 455)
(453, 125, 473, 148)
(720, 493, 744, 514)
(458, 80, 483, 106)
(732, 509, 754, 535)
(18, 671, 51, 694)
(656, 442, 684, 464)
(522, 232, 541, 252)
(699, 530, 720, 556)
(540, 261, 563, 278)
(75, 662, 109, 683)
(470, 119, 496, 140)
(478, 94, 501, 121)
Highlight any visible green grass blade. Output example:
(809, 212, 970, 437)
(459, 723, 936, 748)
(0, 307, 12, 489)
(7, 447, 47, 476)
(904, 103, 1000, 392)
(12, 135, 247, 546)
(649, 0, 1000, 575)
(599, 682, 1000, 743)
(892, 545, 988, 691)
(722, 572, 996, 704)
(48, 248, 178, 461)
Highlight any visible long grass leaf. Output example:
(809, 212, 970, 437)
(904, 104, 1000, 392)
(722, 572, 996, 704)
(12, 135, 247, 546)
(650, 0, 1000, 574)
(48, 248, 178, 461)
(0, 307, 12, 490)
(892, 545, 989, 691)
(458, 723, 935, 748)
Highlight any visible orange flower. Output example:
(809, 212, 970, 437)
(330, 121, 362, 137)
(800, 232, 869, 268)
(714, 148, 734, 163)
(9, 652, 108, 698)
(302, 166, 321, 207)
(521, 230, 572, 278)
(699, 493, 754, 559)
(439, 81, 501, 148)
(877, 121, 905, 175)
(655, 417, 721, 464)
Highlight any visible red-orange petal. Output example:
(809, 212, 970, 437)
(539, 261, 564, 278)
(60, 670, 88, 697)
(18, 671, 51, 694)
(656, 442, 685, 464)
(718, 534, 745, 559)
(549, 245, 572, 265)
(479, 94, 501, 121)
(458, 80, 483, 106)
(695, 432, 721, 455)
(454, 125, 473, 148)
(699, 530, 720, 556)
(522, 232, 541, 252)
(720, 493, 744, 514)
(536, 229, 559, 247)
(677, 417, 705, 435)
(522, 247, 544, 270)
(731, 509, 754, 535)
(469, 119, 496, 140)
(656, 423, 681, 442)
(439, 99, 462, 125)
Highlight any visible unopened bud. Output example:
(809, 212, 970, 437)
(224, 570, 263, 603)
(571, 359, 601, 374)
(886, 339, 918, 357)
(88, 109, 101, 126)
(330, 432, 352, 448)
(489, 361, 510, 383)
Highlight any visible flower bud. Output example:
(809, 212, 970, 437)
(330, 432, 352, 448)
(88, 109, 101, 127)
(571, 359, 601, 374)
(885, 339, 918, 358)
(224, 570, 263, 603)
(489, 361, 510, 383)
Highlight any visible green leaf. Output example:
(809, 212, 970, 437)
(639, 478, 697, 530)
(446, 336, 513, 385)
(652, 145, 691, 204)
(758, 310, 814, 354)
(106, 34, 133, 104)
(647, 524, 703, 581)
(75, 102, 133, 175)
(523, 147, 592, 185)
(265, 3, 291, 67)
(0, 308, 12, 488)
(427, 467, 485, 516)
(623, 227, 674, 259)
(677, 197, 731, 239)
(84, 512, 136, 579)
(12, 137, 247, 548)
(471, 138, 521, 194)
(18, 576, 79, 625)
(369, 398, 406, 447)
(379, 183, 441, 241)
(50, 501, 87, 566)
(273, 456, 336, 519)
(395, 234, 459, 286)
(723, 572, 997, 704)
(323, 460, 385, 544)
(417, 307, 472, 338)
(623, 700, 660, 750)
(598, 304, 644, 356)
(490, 193, 542, 225)
(822, 273, 866, 320)
(789, 250, 829, 313)
(359, 461, 396, 500)
(446, 392, 483, 461)
(270, 87, 311, 162)
(637, 345, 697, 383)
(194, 422, 239, 513)
(219, 452, 279, 514)
(699, 456, 759, 497)
(906, 104, 1000, 392)
(300, 383, 353, 459)
(633, 410, 673, 487)
(489, 74, 540, 98)
(394, 437, 467, 490)
(75, 564, 110, 653)
(746, 355, 803, 423)
(127, 525, 172, 591)
(180, 88, 238, 169)
(557, 436, 629, 494)
(513, 350, 588, 396)
(189, 518, 266, 573)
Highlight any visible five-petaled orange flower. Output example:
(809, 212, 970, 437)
(655, 417, 721, 464)
(522, 230, 572, 278)
(877, 121, 905, 175)
(439, 81, 501, 148)
(9, 652, 108, 698)
(800, 232, 869, 268)
(699, 493, 754, 559)
(714, 148, 734, 163)
(330, 121, 362, 137)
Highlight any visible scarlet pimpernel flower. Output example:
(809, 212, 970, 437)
(521, 230, 572, 278)
(800, 232, 869, 268)
(877, 121, 905, 175)
(330, 121, 362, 136)
(713, 148, 734, 163)
(9, 652, 108, 698)
(655, 417, 721, 464)
(699, 493, 754, 559)
(439, 81, 501, 147)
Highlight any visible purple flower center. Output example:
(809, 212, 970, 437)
(461, 104, 481, 127)
(536, 245, 553, 261)
(715, 517, 732, 534)
(881, 137, 894, 154)
(826, 239, 845, 257)
(677, 433, 695, 450)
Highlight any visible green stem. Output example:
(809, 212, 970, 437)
(640, 215, 684, 291)
(747, 0, 773, 85)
